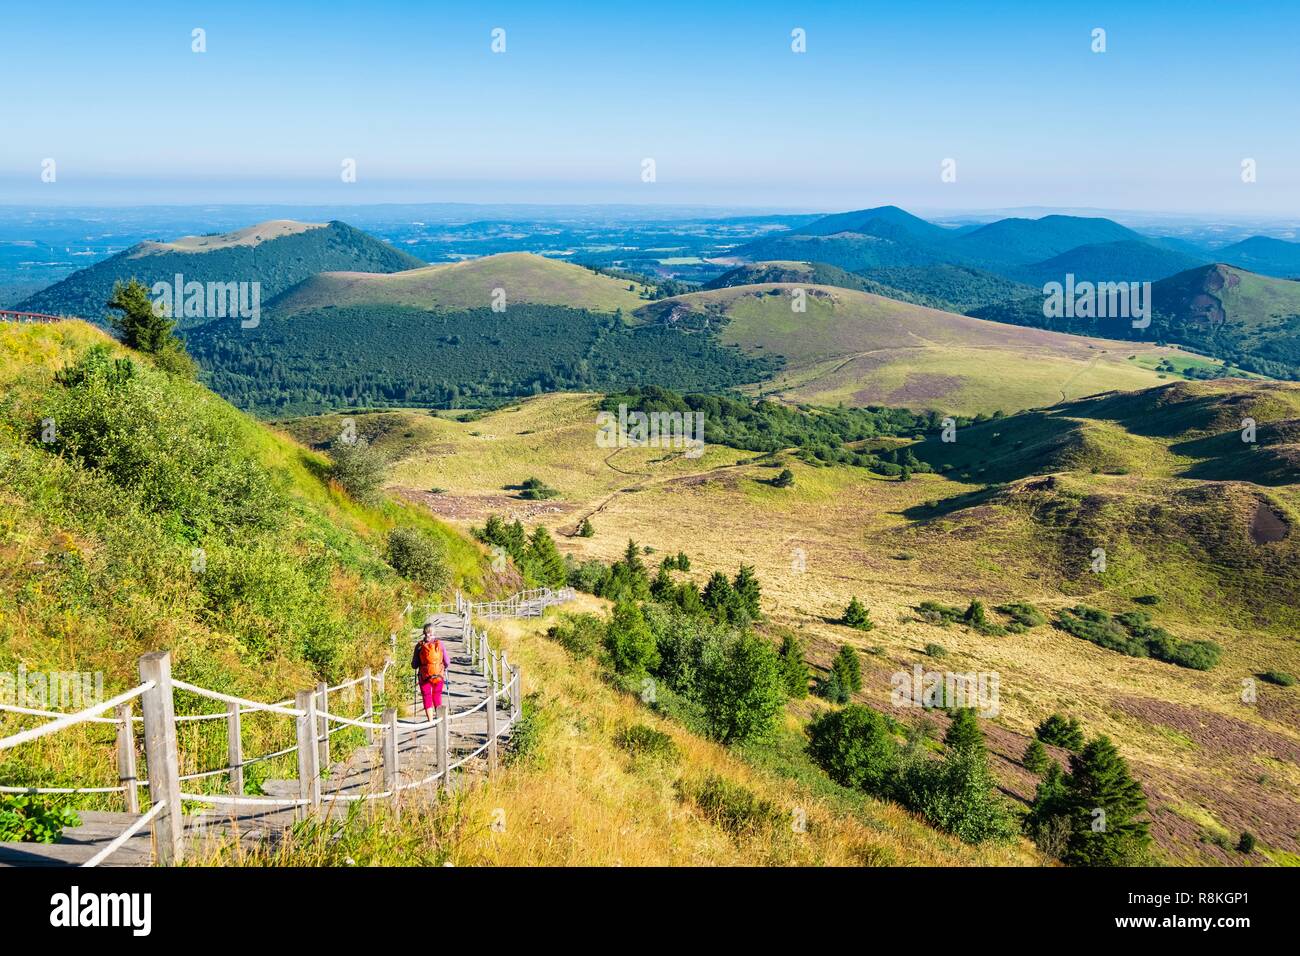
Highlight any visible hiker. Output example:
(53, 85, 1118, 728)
(412, 623, 449, 724)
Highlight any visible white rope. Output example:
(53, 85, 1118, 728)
(179, 792, 308, 807)
(318, 709, 386, 731)
(0, 702, 122, 724)
(0, 783, 129, 794)
(0, 683, 154, 751)
(81, 800, 167, 869)
(450, 695, 490, 721)
(447, 738, 491, 772)
(170, 679, 306, 717)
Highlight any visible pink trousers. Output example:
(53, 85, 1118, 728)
(420, 677, 444, 710)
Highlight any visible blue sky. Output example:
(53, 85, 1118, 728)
(2, 0, 1298, 213)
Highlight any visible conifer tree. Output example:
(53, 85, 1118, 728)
(943, 707, 985, 754)
(1023, 738, 1049, 774)
(1061, 736, 1151, 866)
(842, 597, 874, 631)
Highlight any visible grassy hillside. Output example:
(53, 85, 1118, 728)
(270, 253, 651, 316)
(17, 221, 425, 327)
(0, 321, 485, 799)
(648, 282, 1199, 415)
(1219, 236, 1300, 278)
(329, 387, 1300, 865)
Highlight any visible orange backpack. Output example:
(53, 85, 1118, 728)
(416, 640, 445, 682)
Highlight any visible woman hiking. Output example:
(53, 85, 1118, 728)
(412, 622, 450, 724)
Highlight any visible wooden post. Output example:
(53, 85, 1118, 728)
(226, 701, 243, 797)
(511, 666, 521, 723)
(436, 703, 450, 792)
(382, 708, 399, 795)
(295, 690, 321, 814)
(138, 652, 182, 864)
(486, 681, 499, 773)
(362, 668, 374, 745)
(115, 702, 139, 814)
(316, 681, 330, 770)
(501, 651, 510, 705)
(481, 632, 489, 677)
(491, 650, 500, 697)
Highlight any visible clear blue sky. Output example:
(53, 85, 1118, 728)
(2, 0, 1298, 213)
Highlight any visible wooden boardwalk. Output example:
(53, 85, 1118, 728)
(0, 612, 515, 867)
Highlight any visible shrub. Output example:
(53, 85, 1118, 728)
(996, 601, 1046, 631)
(1236, 831, 1256, 854)
(546, 612, 605, 659)
(0, 795, 80, 843)
(1024, 761, 1069, 857)
(896, 749, 1018, 845)
(385, 527, 450, 594)
(772, 468, 794, 488)
(917, 600, 964, 625)
(924, 642, 947, 658)
(813, 667, 849, 704)
(696, 631, 786, 745)
(807, 704, 899, 792)
(615, 724, 680, 764)
(841, 597, 874, 631)
(686, 775, 784, 838)
(603, 600, 658, 677)
(1023, 738, 1050, 774)
(329, 437, 387, 506)
(1057, 605, 1219, 671)
(576, 516, 595, 537)
(515, 476, 559, 500)
(1035, 714, 1085, 751)
(1259, 670, 1296, 687)
(504, 693, 547, 767)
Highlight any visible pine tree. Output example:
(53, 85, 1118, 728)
(650, 563, 675, 600)
(526, 525, 567, 587)
(841, 597, 874, 631)
(777, 634, 810, 698)
(603, 600, 658, 677)
(622, 539, 646, 580)
(106, 278, 195, 376)
(1061, 736, 1151, 866)
(701, 571, 736, 619)
(1023, 738, 1049, 774)
(733, 564, 762, 619)
(944, 708, 985, 753)
(1024, 761, 1070, 858)
(577, 516, 594, 537)
(832, 644, 862, 694)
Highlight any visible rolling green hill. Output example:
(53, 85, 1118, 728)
(970, 264, 1300, 380)
(16, 220, 425, 328)
(641, 283, 1195, 415)
(1011, 240, 1209, 286)
(855, 264, 1036, 312)
(952, 215, 1144, 268)
(270, 252, 652, 316)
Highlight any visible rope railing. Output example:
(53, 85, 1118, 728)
(0, 586, 565, 865)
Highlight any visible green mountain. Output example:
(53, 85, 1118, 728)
(16, 220, 425, 328)
(1011, 240, 1210, 286)
(786, 204, 954, 243)
(1218, 236, 1300, 278)
(855, 264, 1036, 312)
(703, 261, 877, 292)
(953, 215, 1145, 268)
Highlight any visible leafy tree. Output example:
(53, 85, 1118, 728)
(777, 634, 810, 698)
(1061, 736, 1151, 866)
(807, 704, 899, 791)
(1023, 738, 1050, 774)
(897, 748, 1018, 845)
(943, 708, 985, 754)
(697, 630, 785, 744)
(674, 580, 705, 615)
(841, 597, 874, 631)
(603, 600, 658, 677)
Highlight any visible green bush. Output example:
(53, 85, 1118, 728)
(504, 693, 547, 768)
(806, 704, 899, 791)
(0, 795, 81, 843)
(516, 476, 559, 500)
(777, 633, 810, 698)
(895, 749, 1018, 845)
(614, 724, 680, 764)
(841, 597, 874, 631)
(545, 613, 605, 659)
(1057, 606, 1220, 671)
(1237, 831, 1256, 854)
(924, 642, 947, 658)
(42, 345, 279, 539)
(1259, 670, 1296, 687)
(943, 708, 985, 753)
(386, 527, 451, 594)
(696, 630, 786, 745)
(996, 601, 1046, 631)
(604, 600, 658, 677)
(329, 437, 387, 506)
(685, 774, 784, 838)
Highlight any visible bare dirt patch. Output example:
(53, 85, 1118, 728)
(1249, 501, 1289, 543)
(394, 487, 575, 523)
